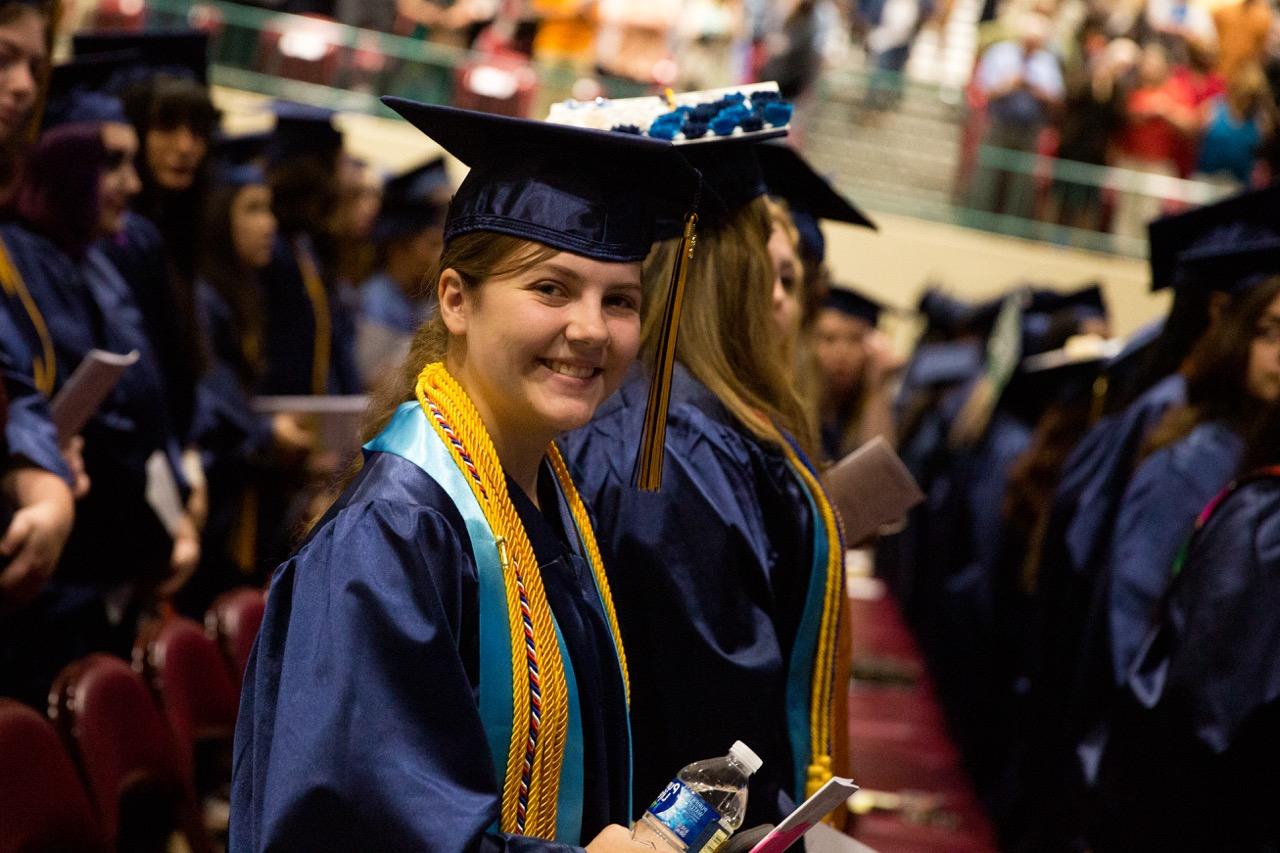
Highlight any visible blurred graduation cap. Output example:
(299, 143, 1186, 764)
(72, 30, 210, 86)
(383, 96, 709, 490)
(266, 101, 343, 165)
(824, 286, 882, 326)
(901, 339, 984, 389)
(1026, 283, 1107, 321)
(1021, 333, 1122, 374)
(1148, 184, 1280, 294)
(210, 130, 270, 169)
(371, 158, 450, 245)
(42, 51, 136, 130)
(755, 140, 875, 262)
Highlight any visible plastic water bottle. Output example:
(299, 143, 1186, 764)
(632, 741, 763, 852)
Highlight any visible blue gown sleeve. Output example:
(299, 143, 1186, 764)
(0, 307, 70, 481)
(230, 488, 587, 853)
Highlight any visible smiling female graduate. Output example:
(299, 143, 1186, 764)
(229, 98, 705, 852)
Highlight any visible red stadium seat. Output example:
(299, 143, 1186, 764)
(134, 617, 240, 781)
(205, 586, 267, 686)
(49, 654, 212, 853)
(0, 699, 107, 853)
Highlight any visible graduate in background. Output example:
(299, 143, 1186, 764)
(812, 287, 897, 461)
(355, 157, 449, 388)
(1012, 185, 1280, 851)
(1094, 399, 1280, 852)
(563, 117, 848, 830)
(231, 98, 705, 852)
(260, 102, 360, 397)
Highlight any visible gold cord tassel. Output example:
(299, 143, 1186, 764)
(633, 212, 698, 492)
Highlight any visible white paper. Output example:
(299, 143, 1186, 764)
(49, 349, 139, 442)
(822, 437, 925, 546)
(144, 450, 186, 538)
(749, 776, 860, 853)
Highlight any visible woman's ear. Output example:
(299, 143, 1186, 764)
(438, 268, 468, 336)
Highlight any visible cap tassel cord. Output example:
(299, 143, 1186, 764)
(632, 211, 698, 492)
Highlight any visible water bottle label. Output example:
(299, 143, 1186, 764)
(645, 779, 725, 849)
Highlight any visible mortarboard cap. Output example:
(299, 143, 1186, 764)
(755, 140, 876, 232)
(72, 30, 210, 86)
(824, 286, 882, 326)
(42, 51, 136, 131)
(1021, 333, 1121, 374)
(371, 157, 450, 244)
(210, 130, 270, 168)
(903, 339, 984, 388)
(384, 96, 705, 262)
(1148, 184, 1280, 293)
(267, 100, 343, 165)
(547, 83, 792, 237)
(383, 96, 710, 490)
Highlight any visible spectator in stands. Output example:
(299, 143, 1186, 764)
(1214, 0, 1274, 86)
(863, 0, 931, 109)
(674, 0, 743, 90)
(760, 0, 825, 100)
(1195, 62, 1273, 188)
(1051, 20, 1132, 229)
(970, 12, 1065, 217)
(1147, 0, 1218, 65)
(1112, 42, 1198, 239)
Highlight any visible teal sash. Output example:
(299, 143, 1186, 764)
(782, 443, 842, 802)
(365, 402, 591, 841)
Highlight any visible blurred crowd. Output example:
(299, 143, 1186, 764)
(966, 0, 1280, 236)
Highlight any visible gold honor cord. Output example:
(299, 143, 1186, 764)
(415, 363, 628, 837)
(295, 240, 332, 396)
(634, 212, 698, 492)
(783, 446, 846, 798)
(0, 239, 56, 396)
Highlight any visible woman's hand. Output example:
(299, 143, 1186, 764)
(60, 435, 91, 499)
(157, 513, 201, 598)
(585, 824, 658, 852)
(0, 467, 75, 607)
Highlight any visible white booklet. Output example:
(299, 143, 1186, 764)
(49, 349, 139, 443)
(821, 437, 925, 546)
(748, 776, 861, 853)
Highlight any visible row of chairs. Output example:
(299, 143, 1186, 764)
(0, 587, 266, 853)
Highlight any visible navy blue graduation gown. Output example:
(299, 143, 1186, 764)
(561, 365, 813, 829)
(231, 448, 630, 852)
(259, 234, 360, 395)
(1105, 420, 1242, 686)
(1094, 476, 1280, 851)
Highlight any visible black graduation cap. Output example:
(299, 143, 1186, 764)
(72, 30, 210, 86)
(755, 141, 876, 231)
(42, 51, 136, 131)
(824, 286, 882, 326)
(1148, 184, 1280, 293)
(267, 101, 343, 165)
(210, 130, 270, 168)
(1026, 283, 1107, 319)
(371, 158, 450, 244)
(903, 339, 983, 388)
(383, 96, 705, 262)
(382, 96, 709, 490)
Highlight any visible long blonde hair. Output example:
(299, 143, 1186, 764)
(643, 197, 817, 456)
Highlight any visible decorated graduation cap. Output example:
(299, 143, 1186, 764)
(824, 286, 882, 326)
(42, 51, 135, 130)
(72, 29, 210, 86)
(383, 96, 710, 490)
(755, 140, 875, 262)
(267, 101, 343, 165)
(1148, 184, 1280, 294)
(371, 157, 450, 244)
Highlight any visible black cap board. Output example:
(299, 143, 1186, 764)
(755, 140, 876, 231)
(371, 157, 450, 244)
(1148, 184, 1280, 293)
(824, 287, 882, 326)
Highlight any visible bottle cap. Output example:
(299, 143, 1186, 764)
(729, 741, 763, 774)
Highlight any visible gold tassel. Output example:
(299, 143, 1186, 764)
(632, 212, 698, 492)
